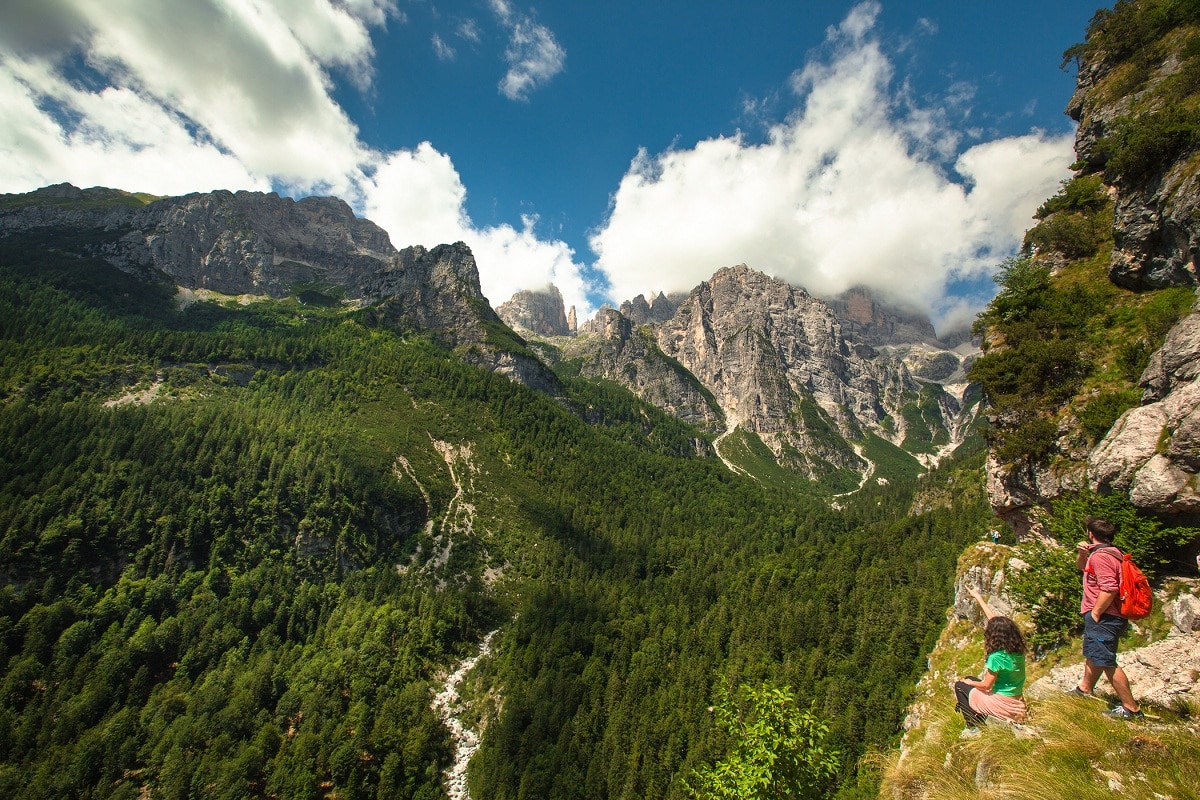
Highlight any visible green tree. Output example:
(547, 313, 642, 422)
(683, 681, 839, 800)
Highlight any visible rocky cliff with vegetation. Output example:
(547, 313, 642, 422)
(888, 5, 1200, 796)
(977, 0, 1200, 535)
(0, 183, 560, 395)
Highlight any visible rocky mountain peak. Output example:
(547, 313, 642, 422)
(560, 262, 976, 483)
(620, 291, 677, 325)
(496, 284, 574, 336)
(824, 286, 941, 348)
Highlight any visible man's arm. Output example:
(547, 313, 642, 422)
(1076, 540, 1093, 571)
(1092, 589, 1118, 621)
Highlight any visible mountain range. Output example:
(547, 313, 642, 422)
(3, 180, 980, 495)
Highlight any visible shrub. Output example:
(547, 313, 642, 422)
(1034, 174, 1109, 219)
(683, 681, 840, 800)
(1078, 389, 1143, 444)
(1025, 212, 1110, 259)
(1103, 107, 1200, 183)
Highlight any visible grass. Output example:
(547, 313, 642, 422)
(883, 692, 1200, 800)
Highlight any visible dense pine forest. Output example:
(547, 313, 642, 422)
(0, 222, 993, 798)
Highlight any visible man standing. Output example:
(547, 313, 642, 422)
(1072, 517, 1143, 719)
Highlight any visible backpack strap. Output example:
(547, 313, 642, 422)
(1084, 545, 1125, 584)
(1084, 544, 1118, 568)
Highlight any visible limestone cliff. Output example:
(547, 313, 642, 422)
(496, 284, 574, 337)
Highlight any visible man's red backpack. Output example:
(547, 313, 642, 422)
(1091, 546, 1154, 620)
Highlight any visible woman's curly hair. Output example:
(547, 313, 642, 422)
(984, 616, 1028, 656)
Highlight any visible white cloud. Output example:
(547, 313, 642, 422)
(489, 1, 565, 101)
(0, 0, 373, 197)
(432, 33, 455, 61)
(362, 142, 593, 318)
(589, 1, 1074, 333)
(457, 19, 482, 43)
(0, 58, 267, 195)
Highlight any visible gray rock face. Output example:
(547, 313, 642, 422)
(1066, 35, 1199, 291)
(496, 284, 573, 337)
(565, 265, 976, 479)
(824, 286, 941, 347)
(656, 266, 883, 461)
(563, 309, 724, 431)
(133, 190, 397, 297)
(1090, 303, 1200, 514)
(620, 292, 676, 326)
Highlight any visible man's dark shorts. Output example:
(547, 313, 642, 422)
(1082, 612, 1127, 668)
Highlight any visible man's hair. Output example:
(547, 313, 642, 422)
(1085, 516, 1117, 543)
(984, 616, 1028, 656)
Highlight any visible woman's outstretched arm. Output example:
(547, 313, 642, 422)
(968, 587, 998, 620)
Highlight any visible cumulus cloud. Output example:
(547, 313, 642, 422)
(489, 0, 565, 101)
(0, 0, 382, 196)
(589, 1, 1074, 333)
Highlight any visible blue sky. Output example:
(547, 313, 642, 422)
(0, 0, 1105, 332)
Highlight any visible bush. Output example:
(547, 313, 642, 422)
(1077, 389, 1142, 444)
(1006, 540, 1083, 652)
(1103, 106, 1200, 183)
(1034, 174, 1109, 219)
(1025, 212, 1108, 259)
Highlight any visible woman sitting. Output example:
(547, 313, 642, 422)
(954, 587, 1028, 726)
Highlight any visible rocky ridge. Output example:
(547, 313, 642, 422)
(0, 184, 558, 394)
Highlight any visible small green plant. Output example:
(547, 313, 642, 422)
(683, 681, 840, 800)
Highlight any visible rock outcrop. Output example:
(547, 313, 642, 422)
(1066, 31, 1200, 292)
(563, 308, 724, 431)
(496, 284, 574, 337)
(1089, 299, 1200, 514)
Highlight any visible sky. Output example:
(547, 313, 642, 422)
(0, 0, 1108, 334)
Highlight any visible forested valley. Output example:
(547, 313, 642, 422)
(0, 227, 992, 799)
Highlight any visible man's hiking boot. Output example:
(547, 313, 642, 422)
(1066, 686, 1092, 698)
(1104, 705, 1145, 720)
